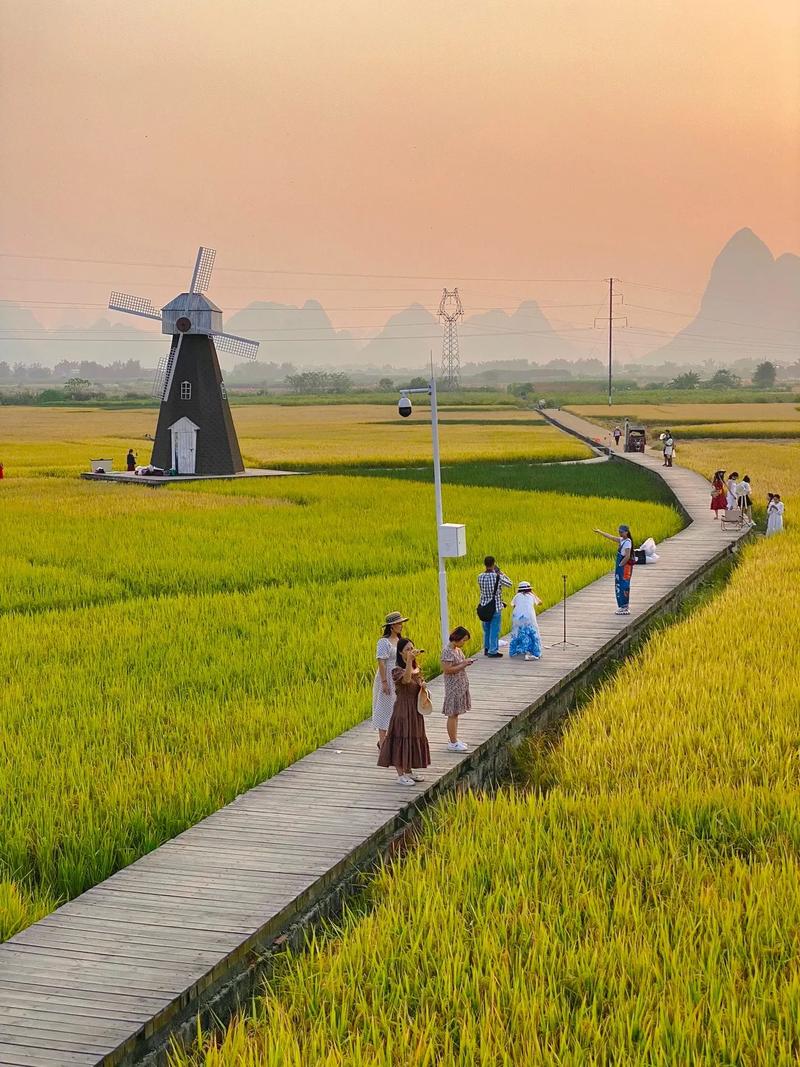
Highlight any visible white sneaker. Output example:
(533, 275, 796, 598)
(615, 608, 630, 616)
(447, 740, 468, 753)
(397, 774, 415, 785)
(410, 772, 425, 782)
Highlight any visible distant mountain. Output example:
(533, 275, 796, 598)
(460, 301, 580, 362)
(0, 303, 162, 368)
(358, 299, 580, 366)
(223, 299, 360, 367)
(357, 304, 440, 365)
(643, 228, 800, 365)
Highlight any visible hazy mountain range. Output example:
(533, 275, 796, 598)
(643, 228, 800, 365)
(1, 228, 797, 370)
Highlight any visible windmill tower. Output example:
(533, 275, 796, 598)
(438, 288, 463, 389)
(109, 247, 259, 475)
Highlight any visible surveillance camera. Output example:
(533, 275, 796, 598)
(398, 396, 412, 418)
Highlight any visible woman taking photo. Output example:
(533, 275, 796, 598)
(372, 611, 408, 748)
(378, 637, 431, 786)
(593, 524, 634, 615)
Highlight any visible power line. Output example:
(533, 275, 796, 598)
(0, 251, 600, 284)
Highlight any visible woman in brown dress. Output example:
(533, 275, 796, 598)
(378, 636, 431, 786)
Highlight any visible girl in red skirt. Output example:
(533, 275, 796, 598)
(710, 470, 727, 519)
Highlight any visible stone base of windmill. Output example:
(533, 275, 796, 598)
(81, 468, 301, 486)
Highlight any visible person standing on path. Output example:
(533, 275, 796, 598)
(441, 626, 475, 753)
(477, 555, 512, 658)
(593, 524, 634, 615)
(710, 470, 727, 519)
(378, 637, 430, 786)
(726, 472, 740, 512)
(372, 611, 408, 748)
(613, 426, 622, 448)
(663, 431, 675, 468)
(126, 448, 136, 472)
(509, 581, 543, 660)
(766, 493, 784, 536)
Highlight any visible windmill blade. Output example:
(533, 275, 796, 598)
(152, 335, 183, 400)
(151, 354, 169, 400)
(190, 246, 216, 294)
(109, 292, 162, 321)
(211, 332, 259, 361)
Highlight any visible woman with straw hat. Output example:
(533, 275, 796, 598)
(509, 581, 543, 660)
(372, 611, 408, 747)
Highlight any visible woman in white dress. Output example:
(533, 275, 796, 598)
(726, 472, 740, 512)
(372, 611, 408, 747)
(766, 494, 784, 536)
(509, 581, 543, 660)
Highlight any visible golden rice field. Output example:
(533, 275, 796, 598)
(678, 440, 798, 524)
(0, 403, 589, 476)
(175, 455, 800, 1066)
(568, 402, 800, 440)
(0, 408, 679, 940)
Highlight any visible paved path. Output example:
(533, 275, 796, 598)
(0, 412, 749, 1066)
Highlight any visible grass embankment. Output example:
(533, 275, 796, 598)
(0, 418, 679, 940)
(174, 447, 800, 1066)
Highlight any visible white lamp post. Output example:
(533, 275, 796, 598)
(398, 374, 466, 648)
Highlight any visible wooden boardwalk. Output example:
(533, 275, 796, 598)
(0, 412, 749, 1066)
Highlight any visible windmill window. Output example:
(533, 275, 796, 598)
(180, 381, 192, 401)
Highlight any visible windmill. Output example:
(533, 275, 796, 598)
(109, 247, 259, 475)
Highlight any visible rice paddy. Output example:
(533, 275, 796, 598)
(173, 452, 800, 1066)
(0, 406, 679, 940)
(568, 402, 800, 441)
(0, 403, 589, 476)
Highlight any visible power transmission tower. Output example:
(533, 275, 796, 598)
(438, 288, 463, 389)
(594, 279, 627, 406)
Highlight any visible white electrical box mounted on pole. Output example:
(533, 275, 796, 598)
(438, 523, 466, 558)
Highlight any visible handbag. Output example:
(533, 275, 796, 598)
(476, 572, 501, 622)
(417, 682, 433, 715)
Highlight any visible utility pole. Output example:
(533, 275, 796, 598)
(607, 277, 613, 406)
(594, 279, 627, 406)
(438, 288, 464, 389)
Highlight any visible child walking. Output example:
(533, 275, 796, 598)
(441, 626, 475, 753)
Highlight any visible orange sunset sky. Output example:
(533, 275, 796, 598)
(0, 0, 798, 350)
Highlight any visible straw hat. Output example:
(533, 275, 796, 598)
(382, 611, 409, 630)
(517, 581, 532, 591)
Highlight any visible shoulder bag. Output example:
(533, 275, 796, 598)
(476, 572, 501, 622)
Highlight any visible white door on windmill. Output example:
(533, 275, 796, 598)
(170, 417, 199, 474)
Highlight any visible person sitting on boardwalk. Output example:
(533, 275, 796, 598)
(441, 626, 475, 754)
(710, 470, 727, 520)
(766, 493, 784, 536)
(477, 556, 513, 658)
(593, 524, 634, 616)
(372, 611, 408, 749)
(509, 581, 543, 661)
(378, 637, 431, 786)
